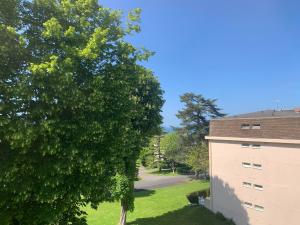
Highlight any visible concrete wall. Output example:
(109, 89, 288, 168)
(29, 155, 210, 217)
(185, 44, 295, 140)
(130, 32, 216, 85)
(209, 140, 300, 225)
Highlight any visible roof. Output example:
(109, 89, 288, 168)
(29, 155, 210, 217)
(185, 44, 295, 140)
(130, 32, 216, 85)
(220, 109, 300, 120)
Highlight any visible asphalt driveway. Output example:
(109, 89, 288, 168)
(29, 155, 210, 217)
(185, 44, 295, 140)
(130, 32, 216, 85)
(134, 167, 193, 190)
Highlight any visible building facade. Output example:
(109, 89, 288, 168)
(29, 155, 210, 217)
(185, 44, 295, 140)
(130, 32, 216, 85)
(206, 110, 300, 225)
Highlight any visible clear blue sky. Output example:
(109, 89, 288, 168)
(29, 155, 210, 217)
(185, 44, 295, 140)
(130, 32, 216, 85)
(100, 0, 300, 127)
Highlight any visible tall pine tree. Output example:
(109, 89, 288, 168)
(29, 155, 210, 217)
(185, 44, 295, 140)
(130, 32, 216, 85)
(177, 92, 225, 145)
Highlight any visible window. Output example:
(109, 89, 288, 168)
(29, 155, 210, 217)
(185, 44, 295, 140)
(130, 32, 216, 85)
(241, 124, 250, 129)
(254, 205, 264, 211)
(242, 162, 251, 168)
(242, 182, 252, 188)
(253, 163, 262, 169)
(254, 184, 263, 190)
(241, 143, 250, 148)
(244, 202, 253, 208)
(252, 124, 261, 129)
(252, 144, 261, 149)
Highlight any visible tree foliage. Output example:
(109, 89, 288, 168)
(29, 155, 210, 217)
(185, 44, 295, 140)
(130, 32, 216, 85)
(160, 132, 183, 173)
(140, 129, 165, 170)
(176, 92, 224, 178)
(176, 92, 225, 145)
(140, 136, 157, 167)
(0, 1, 163, 224)
(185, 142, 209, 177)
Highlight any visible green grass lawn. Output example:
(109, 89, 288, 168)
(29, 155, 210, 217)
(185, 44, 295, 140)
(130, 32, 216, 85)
(85, 181, 232, 225)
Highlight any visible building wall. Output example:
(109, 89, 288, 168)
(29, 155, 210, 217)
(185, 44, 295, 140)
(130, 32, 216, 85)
(209, 140, 300, 225)
(210, 117, 300, 140)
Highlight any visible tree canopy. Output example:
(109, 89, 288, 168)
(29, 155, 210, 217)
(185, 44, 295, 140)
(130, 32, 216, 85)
(185, 143, 209, 177)
(176, 92, 225, 145)
(0, 1, 163, 224)
(160, 132, 183, 173)
(176, 92, 225, 178)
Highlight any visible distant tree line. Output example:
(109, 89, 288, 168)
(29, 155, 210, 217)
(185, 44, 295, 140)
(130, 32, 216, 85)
(140, 92, 225, 177)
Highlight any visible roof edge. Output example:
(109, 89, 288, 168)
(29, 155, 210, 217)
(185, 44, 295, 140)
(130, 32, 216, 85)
(205, 136, 300, 144)
(211, 115, 300, 121)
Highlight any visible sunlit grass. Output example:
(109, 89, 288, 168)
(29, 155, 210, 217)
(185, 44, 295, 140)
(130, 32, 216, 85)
(84, 181, 232, 225)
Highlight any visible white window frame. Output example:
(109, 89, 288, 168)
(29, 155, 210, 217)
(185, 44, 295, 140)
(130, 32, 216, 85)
(241, 143, 250, 148)
(253, 163, 262, 170)
(252, 144, 261, 149)
(242, 162, 251, 168)
(254, 205, 264, 212)
(252, 124, 261, 129)
(242, 182, 252, 188)
(254, 184, 264, 191)
(244, 202, 253, 208)
(241, 124, 250, 129)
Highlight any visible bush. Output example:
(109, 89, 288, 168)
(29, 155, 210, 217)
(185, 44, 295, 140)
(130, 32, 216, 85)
(186, 192, 199, 204)
(176, 165, 193, 174)
(186, 188, 210, 204)
(186, 190, 235, 225)
(199, 189, 210, 198)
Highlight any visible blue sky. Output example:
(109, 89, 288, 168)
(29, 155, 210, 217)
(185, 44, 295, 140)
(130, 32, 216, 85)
(100, 0, 300, 127)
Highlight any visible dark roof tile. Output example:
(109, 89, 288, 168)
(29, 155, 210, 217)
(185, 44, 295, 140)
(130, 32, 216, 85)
(222, 109, 300, 119)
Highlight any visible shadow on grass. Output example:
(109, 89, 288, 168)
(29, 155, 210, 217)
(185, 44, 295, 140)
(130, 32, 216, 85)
(130, 176, 249, 225)
(134, 189, 156, 198)
(128, 206, 234, 225)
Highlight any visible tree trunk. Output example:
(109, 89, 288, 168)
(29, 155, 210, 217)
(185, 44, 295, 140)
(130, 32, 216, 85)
(119, 202, 127, 225)
(157, 135, 162, 172)
(171, 161, 175, 173)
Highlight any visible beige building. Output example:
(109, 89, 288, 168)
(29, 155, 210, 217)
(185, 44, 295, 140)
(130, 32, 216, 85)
(205, 109, 300, 225)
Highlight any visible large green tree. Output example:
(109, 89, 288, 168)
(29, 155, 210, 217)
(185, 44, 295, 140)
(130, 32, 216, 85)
(113, 69, 163, 225)
(176, 92, 225, 145)
(0, 1, 163, 225)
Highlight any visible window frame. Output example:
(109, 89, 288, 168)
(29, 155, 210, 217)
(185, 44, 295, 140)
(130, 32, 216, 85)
(242, 162, 252, 168)
(254, 205, 264, 212)
(252, 163, 262, 170)
(252, 124, 261, 129)
(252, 144, 261, 149)
(241, 143, 250, 148)
(242, 182, 252, 188)
(254, 184, 264, 191)
(243, 202, 253, 208)
(241, 124, 251, 129)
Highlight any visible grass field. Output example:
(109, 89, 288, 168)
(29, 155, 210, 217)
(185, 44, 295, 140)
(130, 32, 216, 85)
(85, 181, 232, 225)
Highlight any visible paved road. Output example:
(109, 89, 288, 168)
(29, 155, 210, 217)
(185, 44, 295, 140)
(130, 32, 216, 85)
(134, 167, 193, 190)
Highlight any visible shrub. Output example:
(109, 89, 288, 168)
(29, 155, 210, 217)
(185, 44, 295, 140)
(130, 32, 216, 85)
(186, 192, 199, 204)
(199, 189, 210, 198)
(176, 164, 193, 174)
(186, 188, 210, 204)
